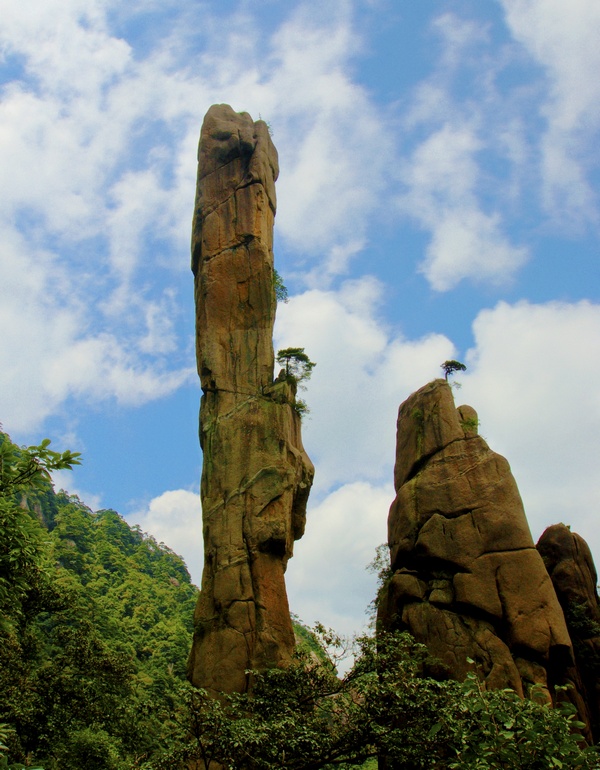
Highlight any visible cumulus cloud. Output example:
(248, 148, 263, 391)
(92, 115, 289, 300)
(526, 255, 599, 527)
(127, 488, 203, 584)
(128, 478, 392, 640)
(122, 297, 600, 638)
(0, 229, 193, 433)
(459, 299, 600, 558)
(286, 481, 392, 635)
(501, 0, 600, 225)
(274, 278, 455, 493)
(398, 124, 528, 290)
(0, 0, 396, 436)
(390, 12, 533, 291)
(394, 3, 600, 289)
(230, 2, 395, 281)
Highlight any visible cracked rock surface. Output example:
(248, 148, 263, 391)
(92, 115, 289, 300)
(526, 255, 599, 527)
(538, 523, 600, 740)
(379, 379, 572, 697)
(187, 104, 314, 694)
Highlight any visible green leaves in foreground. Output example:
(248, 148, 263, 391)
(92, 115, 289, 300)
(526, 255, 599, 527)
(0, 435, 81, 497)
(145, 631, 600, 770)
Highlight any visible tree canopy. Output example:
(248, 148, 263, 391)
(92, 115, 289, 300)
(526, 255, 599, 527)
(0, 431, 197, 769)
(145, 629, 599, 770)
(273, 269, 288, 303)
(441, 360, 467, 380)
(276, 347, 316, 384)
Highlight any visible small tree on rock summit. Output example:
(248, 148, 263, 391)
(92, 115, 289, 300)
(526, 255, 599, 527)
(276, 348, 316, 385)
(441, 360, 467, 380)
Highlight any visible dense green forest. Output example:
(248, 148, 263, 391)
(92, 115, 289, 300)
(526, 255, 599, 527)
(0, 431, 197, 768)
(1, 430, 599, 769)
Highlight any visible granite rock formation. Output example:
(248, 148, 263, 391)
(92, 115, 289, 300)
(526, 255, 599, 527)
(538, 524, 600, 739)
(378, 379, 573, 698)
(187, 104, 314, 694)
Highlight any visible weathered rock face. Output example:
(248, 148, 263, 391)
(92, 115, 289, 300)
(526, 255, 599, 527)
(538, 524, 600, 740)
(379, 379, 572, 698)
(187, 104, 314, 694)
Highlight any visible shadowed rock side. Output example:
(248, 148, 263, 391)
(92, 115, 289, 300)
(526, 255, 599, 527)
(538, 524, 600, 741)
(187, 104, 314, 694)
(378, 379, 573, 699)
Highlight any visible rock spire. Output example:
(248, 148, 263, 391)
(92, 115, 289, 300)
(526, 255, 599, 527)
(378, 379, 573, 698)
(187, 104, 314, 694)
(537, 524, 600, 740)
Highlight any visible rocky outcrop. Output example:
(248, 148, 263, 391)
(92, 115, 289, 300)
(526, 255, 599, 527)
(187, 104, 314, 694)
(379, 379, 573, 698)
(538, 524, 600, 740)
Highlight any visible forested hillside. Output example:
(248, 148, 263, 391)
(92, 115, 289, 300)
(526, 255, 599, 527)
(0, 431, 198, 768)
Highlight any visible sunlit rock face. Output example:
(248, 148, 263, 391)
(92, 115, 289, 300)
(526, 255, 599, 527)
(187, 104, 314, 694)
(379, 379, 573, 699)
(538, 524, 600, 741)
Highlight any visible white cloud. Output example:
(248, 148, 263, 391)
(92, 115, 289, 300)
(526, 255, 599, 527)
(286, 481, 392, 636)
(1, 0, 131, 98)
(261, 4, 394, 279)
(274, 279, 455, 494)
(51, 469, 104, 514)
(105, 169, 169, 288)
(0, 230, 193, 433)
(128, 477, 392, 642)
(0, 0, 397, 435)
(127, 488, 203, 584)
(391, 11, 535, 291)
(398, 124, 528, 291)
(127, 297, 600, 640)
(431, 11, 490, 69)
(501, 0, 600, 225)
(459, 299, 600, 561)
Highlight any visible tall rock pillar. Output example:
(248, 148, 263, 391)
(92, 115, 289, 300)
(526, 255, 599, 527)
(378, 379, 573, 698)
(187, 104, 314, 694)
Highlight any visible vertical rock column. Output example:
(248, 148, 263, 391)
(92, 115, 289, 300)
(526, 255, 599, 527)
(378, 379, 573, 697)
(187, 104, 314, 694)
(537, 524, 600, 741)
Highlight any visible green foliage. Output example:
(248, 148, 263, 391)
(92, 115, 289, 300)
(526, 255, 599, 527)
(564, 602, 600, 681)
(145, 631, 600, 769)
(565, 602, 600, 639)
(292, 397, 310, 417)
(275, 347, 316, 418)
(460, 416, 479, 433)
(445, 676, 596, 769)
(441, 360, 467, 380)
(0, 431, 198, 769)
(366, 543, 393, 625)
(292, 616, 331, 664)
(0, 434, 81, 497)
(273, 269, 288, 303)
(276, 347, 316, 384)
(2, 430, 598, 769)
(53, 727, 126, 770)
(0, 434, 80, 628)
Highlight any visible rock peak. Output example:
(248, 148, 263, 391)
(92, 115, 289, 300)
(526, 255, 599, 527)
(187, 105, 313, 694)
(380, 379, 572, 697)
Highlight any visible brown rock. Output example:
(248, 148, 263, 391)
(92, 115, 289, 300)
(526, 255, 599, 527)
(187, 105, 314, 694)
(379, 379, 572, 697)
(538, 524, 600, 741)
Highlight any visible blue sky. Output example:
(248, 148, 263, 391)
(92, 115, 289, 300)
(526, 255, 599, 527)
(1, 0, 600, 637)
